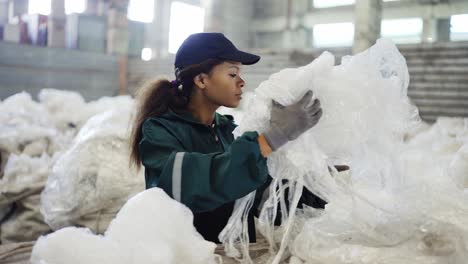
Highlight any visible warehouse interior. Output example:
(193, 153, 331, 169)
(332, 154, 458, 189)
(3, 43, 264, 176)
(1, 0, 467, 120)
(1, 0, 468, 263)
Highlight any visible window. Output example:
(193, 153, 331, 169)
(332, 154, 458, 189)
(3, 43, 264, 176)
(381, 18, 423, 44)
(168, 2, 205, 54)
(313, 0, 354, 8)
(313, 22, 354, 47)
(28, 0, 51, 15)
(65, 0, 86, 14)
(128, 0, 155, 23)
(451, 14, 468, 41)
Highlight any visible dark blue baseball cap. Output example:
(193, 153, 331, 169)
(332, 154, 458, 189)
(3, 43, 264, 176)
(174, 33, 260, 71)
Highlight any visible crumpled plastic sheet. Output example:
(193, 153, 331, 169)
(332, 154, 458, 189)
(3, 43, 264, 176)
(38, 89, 88, 132)
(40, 102, 145, 233)
(220, 38, 468, 264)
(0, 89, 146, 242)
(450, 144, 468, 189)
(1, 154, 51, 197)
(38, 89, 136, 133)
(31, 188, 218, 264)
(0, 90, 86, 243)
(0, 92, 58, 156)
(0, 154, 53, 242)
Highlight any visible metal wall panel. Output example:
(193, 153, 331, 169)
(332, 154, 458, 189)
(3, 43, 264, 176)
(0, 42, 119, 101)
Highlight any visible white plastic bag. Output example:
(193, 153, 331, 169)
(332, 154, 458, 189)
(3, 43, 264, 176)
(40, 106, 145, 233)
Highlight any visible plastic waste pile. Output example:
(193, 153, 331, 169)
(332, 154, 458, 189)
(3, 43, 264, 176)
(40, 101, 145, 233)
(0, 92, 59, 158)
(0, 89, 144, 242)
(0, 154, 52, 242)
(31, 188, 218, 264)
(0, 91, 69, 243)
(220, 39, 468, 264)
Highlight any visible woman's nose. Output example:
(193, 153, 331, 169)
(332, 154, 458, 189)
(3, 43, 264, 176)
(239, 77, 245, 88)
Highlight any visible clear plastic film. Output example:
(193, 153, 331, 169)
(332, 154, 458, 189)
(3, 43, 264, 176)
(219, 39, 468, 263)
(40, 105, 145, 233)
(218, 191, 256, 263)
(0, 89, 147, 242)
(0, 153, 52, 242)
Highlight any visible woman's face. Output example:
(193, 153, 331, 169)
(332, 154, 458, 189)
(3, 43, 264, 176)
(200, 61, 245, 108)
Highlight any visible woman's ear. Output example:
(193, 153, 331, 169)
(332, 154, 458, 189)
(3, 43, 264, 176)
(193, 74, 206, 89)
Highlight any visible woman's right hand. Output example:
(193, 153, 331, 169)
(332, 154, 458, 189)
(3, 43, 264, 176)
(263, 90, 322, 151)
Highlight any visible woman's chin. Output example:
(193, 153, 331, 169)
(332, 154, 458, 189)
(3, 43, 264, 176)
(224, 101, 240, 108)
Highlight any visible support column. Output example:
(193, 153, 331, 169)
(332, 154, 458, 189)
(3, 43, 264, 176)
(202, 0, 254, 49)
(283, 0, 309, 50)
(353, 0, 381, 54)
(10, 0, 27, 18)
(202, 0, 224, 33)
(107, 0, 130, 94)
(283, 27, 308, 50)
(50, 0, 65, 15)
(48, 0, 66, 48)
(118, 56, 128, 95)
(143, 1, 158, 60)
(0, 0, 9, 24)
(107, 0, 130, 55)
(144, 0, 171, 59)
(97, 0, 110, 16)
(436, 18, 450, 42)
(85, 0, 99, 15)
(4, 0, 27, 43)
(422, 17, 437, 43)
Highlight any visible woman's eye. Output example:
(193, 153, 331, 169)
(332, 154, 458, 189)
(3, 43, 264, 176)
(229, 74, 237, 78)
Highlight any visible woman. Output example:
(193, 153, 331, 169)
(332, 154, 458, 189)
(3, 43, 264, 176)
(129, 33, 322, 243)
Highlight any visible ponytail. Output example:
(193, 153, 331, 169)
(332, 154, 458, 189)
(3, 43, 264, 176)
(130, 79, 171, 169)
(130, 58, 225, 169)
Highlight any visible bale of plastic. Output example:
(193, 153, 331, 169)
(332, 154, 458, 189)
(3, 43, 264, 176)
(0, 154, 52, 243)
(0, 90, 146, 243)
(0, 92, 63, 244)
(40, 101, 145, 233)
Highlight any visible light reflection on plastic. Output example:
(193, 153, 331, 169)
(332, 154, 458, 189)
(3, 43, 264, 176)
(168, 2, 205, 54)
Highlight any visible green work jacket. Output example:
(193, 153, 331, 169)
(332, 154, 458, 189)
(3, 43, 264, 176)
(139, 109, 270, 243)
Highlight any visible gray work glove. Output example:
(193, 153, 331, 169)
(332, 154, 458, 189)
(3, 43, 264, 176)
(263, 90, 322, 151)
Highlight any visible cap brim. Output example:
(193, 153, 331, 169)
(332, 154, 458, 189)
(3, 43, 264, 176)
(219, 50, 260, 65)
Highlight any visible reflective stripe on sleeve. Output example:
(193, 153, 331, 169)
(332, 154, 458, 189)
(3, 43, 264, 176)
(172, 152, 185, 202)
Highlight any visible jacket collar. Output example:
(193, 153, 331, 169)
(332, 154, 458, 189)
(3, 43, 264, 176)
(163, 109, 234, 127)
